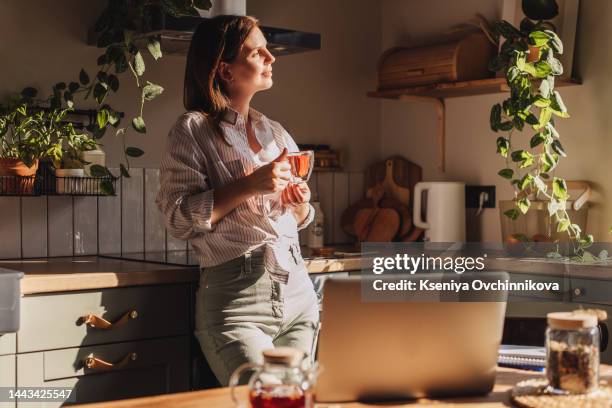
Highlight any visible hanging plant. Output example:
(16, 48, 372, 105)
(488, 1, 594, 257)
(62, 0, 212, 193)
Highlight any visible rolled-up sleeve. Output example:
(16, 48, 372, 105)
(155, 116, 215, 241)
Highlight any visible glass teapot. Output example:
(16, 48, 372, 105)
(229, 347, 320, 408)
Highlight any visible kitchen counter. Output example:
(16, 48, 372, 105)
(71, 366, 612, 407)
(0, 252, 363, 295)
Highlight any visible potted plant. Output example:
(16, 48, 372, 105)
(488, 0, 593, 256)
(0, 94, 51, 194)
(49, 131, 98, 195)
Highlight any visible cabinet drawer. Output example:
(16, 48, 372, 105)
(17, 336, 189, 407)
(0, 355, 15, 408)
(571, 277, 612, 305)
(0, 334, 16, 356)
(19, 284, 190, 353)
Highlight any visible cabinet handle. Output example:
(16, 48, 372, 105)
(81, 310, 138, 330)
(84, 352, 137, 371)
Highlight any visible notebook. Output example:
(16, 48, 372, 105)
(498, 345, 546, 371)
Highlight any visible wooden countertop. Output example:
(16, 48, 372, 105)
(72, 366, 612, 407)
(0, 254, 362, 295)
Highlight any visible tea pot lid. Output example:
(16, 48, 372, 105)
(262, 347, 305, 366)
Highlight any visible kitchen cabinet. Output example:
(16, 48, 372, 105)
(16, 337, 189, 407)
(18, 284, 190, 352)
(0, 334, 16, 356)
(0, 355, 15, 408)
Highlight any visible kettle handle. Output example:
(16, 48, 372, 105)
(229, 362, 260, 407)
(413, 182, 431, 230)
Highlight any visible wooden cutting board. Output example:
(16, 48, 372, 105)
(365, 156, 422, 207)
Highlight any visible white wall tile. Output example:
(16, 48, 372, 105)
(48, 196, 73, 257)
(21, 197, 47, 258)
(121, 168, 145, 254)
(144, 169, 166, 253)
(74, 197, 98, 255)
(98, 168, 122, 255)
(0, 198, 20, 259)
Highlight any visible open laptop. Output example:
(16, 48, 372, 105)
(315, 272, 508, 402)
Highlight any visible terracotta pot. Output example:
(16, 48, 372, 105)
(0, 158, 39, 194)
(527, 44, 541, 63)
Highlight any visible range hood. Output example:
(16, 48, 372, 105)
(89, 14, 321, 57)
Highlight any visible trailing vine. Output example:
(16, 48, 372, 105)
(489, 15, 593, 256)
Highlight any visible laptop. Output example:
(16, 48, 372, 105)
(315, 273, 508, 402)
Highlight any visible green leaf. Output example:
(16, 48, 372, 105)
(147, 38, 162, 60)
(490, 104, 502, 131)
(547, 199, 561, 216)
(504, 209, 520, 220)
(97, 109, 108, 129)
(541, 152, 557, 172)
(142, 81, 164, 101)
(79, 69, 90, 85)
(511, 150, 534, 168)
(20, 87, 37, 98)
(68, 82, 80, 93)
(194, 0, 213, 9)
(132, 116, 146, 133)
(529, 31, 550, 47)
(536, 107, 553, 130)
(107, 111, 120, 126)
(517, 197, 531, 214)
(533, 95, 551, 108)
(498, 121, 514, 131)
(530, 133, 545, 148)
(108, 74, 119, 92)
(525, 113, 539, 125)
(97, 54, 108, 66)
(534, 176, 548, 193)
(580, 234, 594, 248)
(125, 147, 144, 157)
(90, 164, 109, 178)
(557, 218, 571, 232)
(115, 53, 128, 74)
(120, 163, 130, 178)
(551, 91, 569, 118)
(534, 61, 553, 78)
(100, 180, 115, 195)
(545, 30, 563, 54)
(539, 78, 552, 98)
(54, 82, 66, 90)
(134, 52, 145, 76)
(518, 174, 534, 191)
(552, 177, 569, 200)
(551, 139, 566, 157)
(93, 83, 108, 104)
(496, 137, 510, 158)
(96, 71, 108, 82)
(498, 168, 514, 179)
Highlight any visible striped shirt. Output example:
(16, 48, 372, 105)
(155, 107, 315, 283)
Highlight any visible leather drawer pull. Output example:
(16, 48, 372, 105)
(81, 310, 138, 330)
(84, 352, 138, 371)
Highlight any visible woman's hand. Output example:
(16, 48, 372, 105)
(245, 148, 291, 195)
(281, 182, 311, 207)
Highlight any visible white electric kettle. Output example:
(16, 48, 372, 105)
(413, 182, 466, 242)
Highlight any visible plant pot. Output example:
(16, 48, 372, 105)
(527, 44, 541, 62)
(55, 168, 85, 195)
(0, 158, 39, 194)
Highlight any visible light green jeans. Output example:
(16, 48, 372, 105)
(194, 250, 320, 386)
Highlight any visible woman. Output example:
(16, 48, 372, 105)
(155, 15, 320, 386)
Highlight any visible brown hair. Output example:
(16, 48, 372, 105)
(184, 15, 259, 144)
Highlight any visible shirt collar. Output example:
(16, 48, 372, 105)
(221, 107, 264, 126)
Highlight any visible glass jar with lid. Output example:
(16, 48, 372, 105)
(546, 311, 600, 394)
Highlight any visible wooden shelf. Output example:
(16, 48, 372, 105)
(367, 77, 582, 100)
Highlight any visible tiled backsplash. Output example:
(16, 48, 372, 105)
(0, 169, 364, 260)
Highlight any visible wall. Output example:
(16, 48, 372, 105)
(0, 0, 381, 171)
(0, 0, 381, 258)
(379, 0, 612, 242)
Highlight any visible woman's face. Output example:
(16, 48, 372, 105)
(221, 27, 276, 97)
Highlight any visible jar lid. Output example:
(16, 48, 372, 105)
(262, 347, 305, 367)
(547, 311, 598, 330)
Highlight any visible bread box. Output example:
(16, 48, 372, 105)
(377, 33, 495, 90)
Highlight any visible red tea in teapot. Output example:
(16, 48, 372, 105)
(249, 385, 310, 408)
